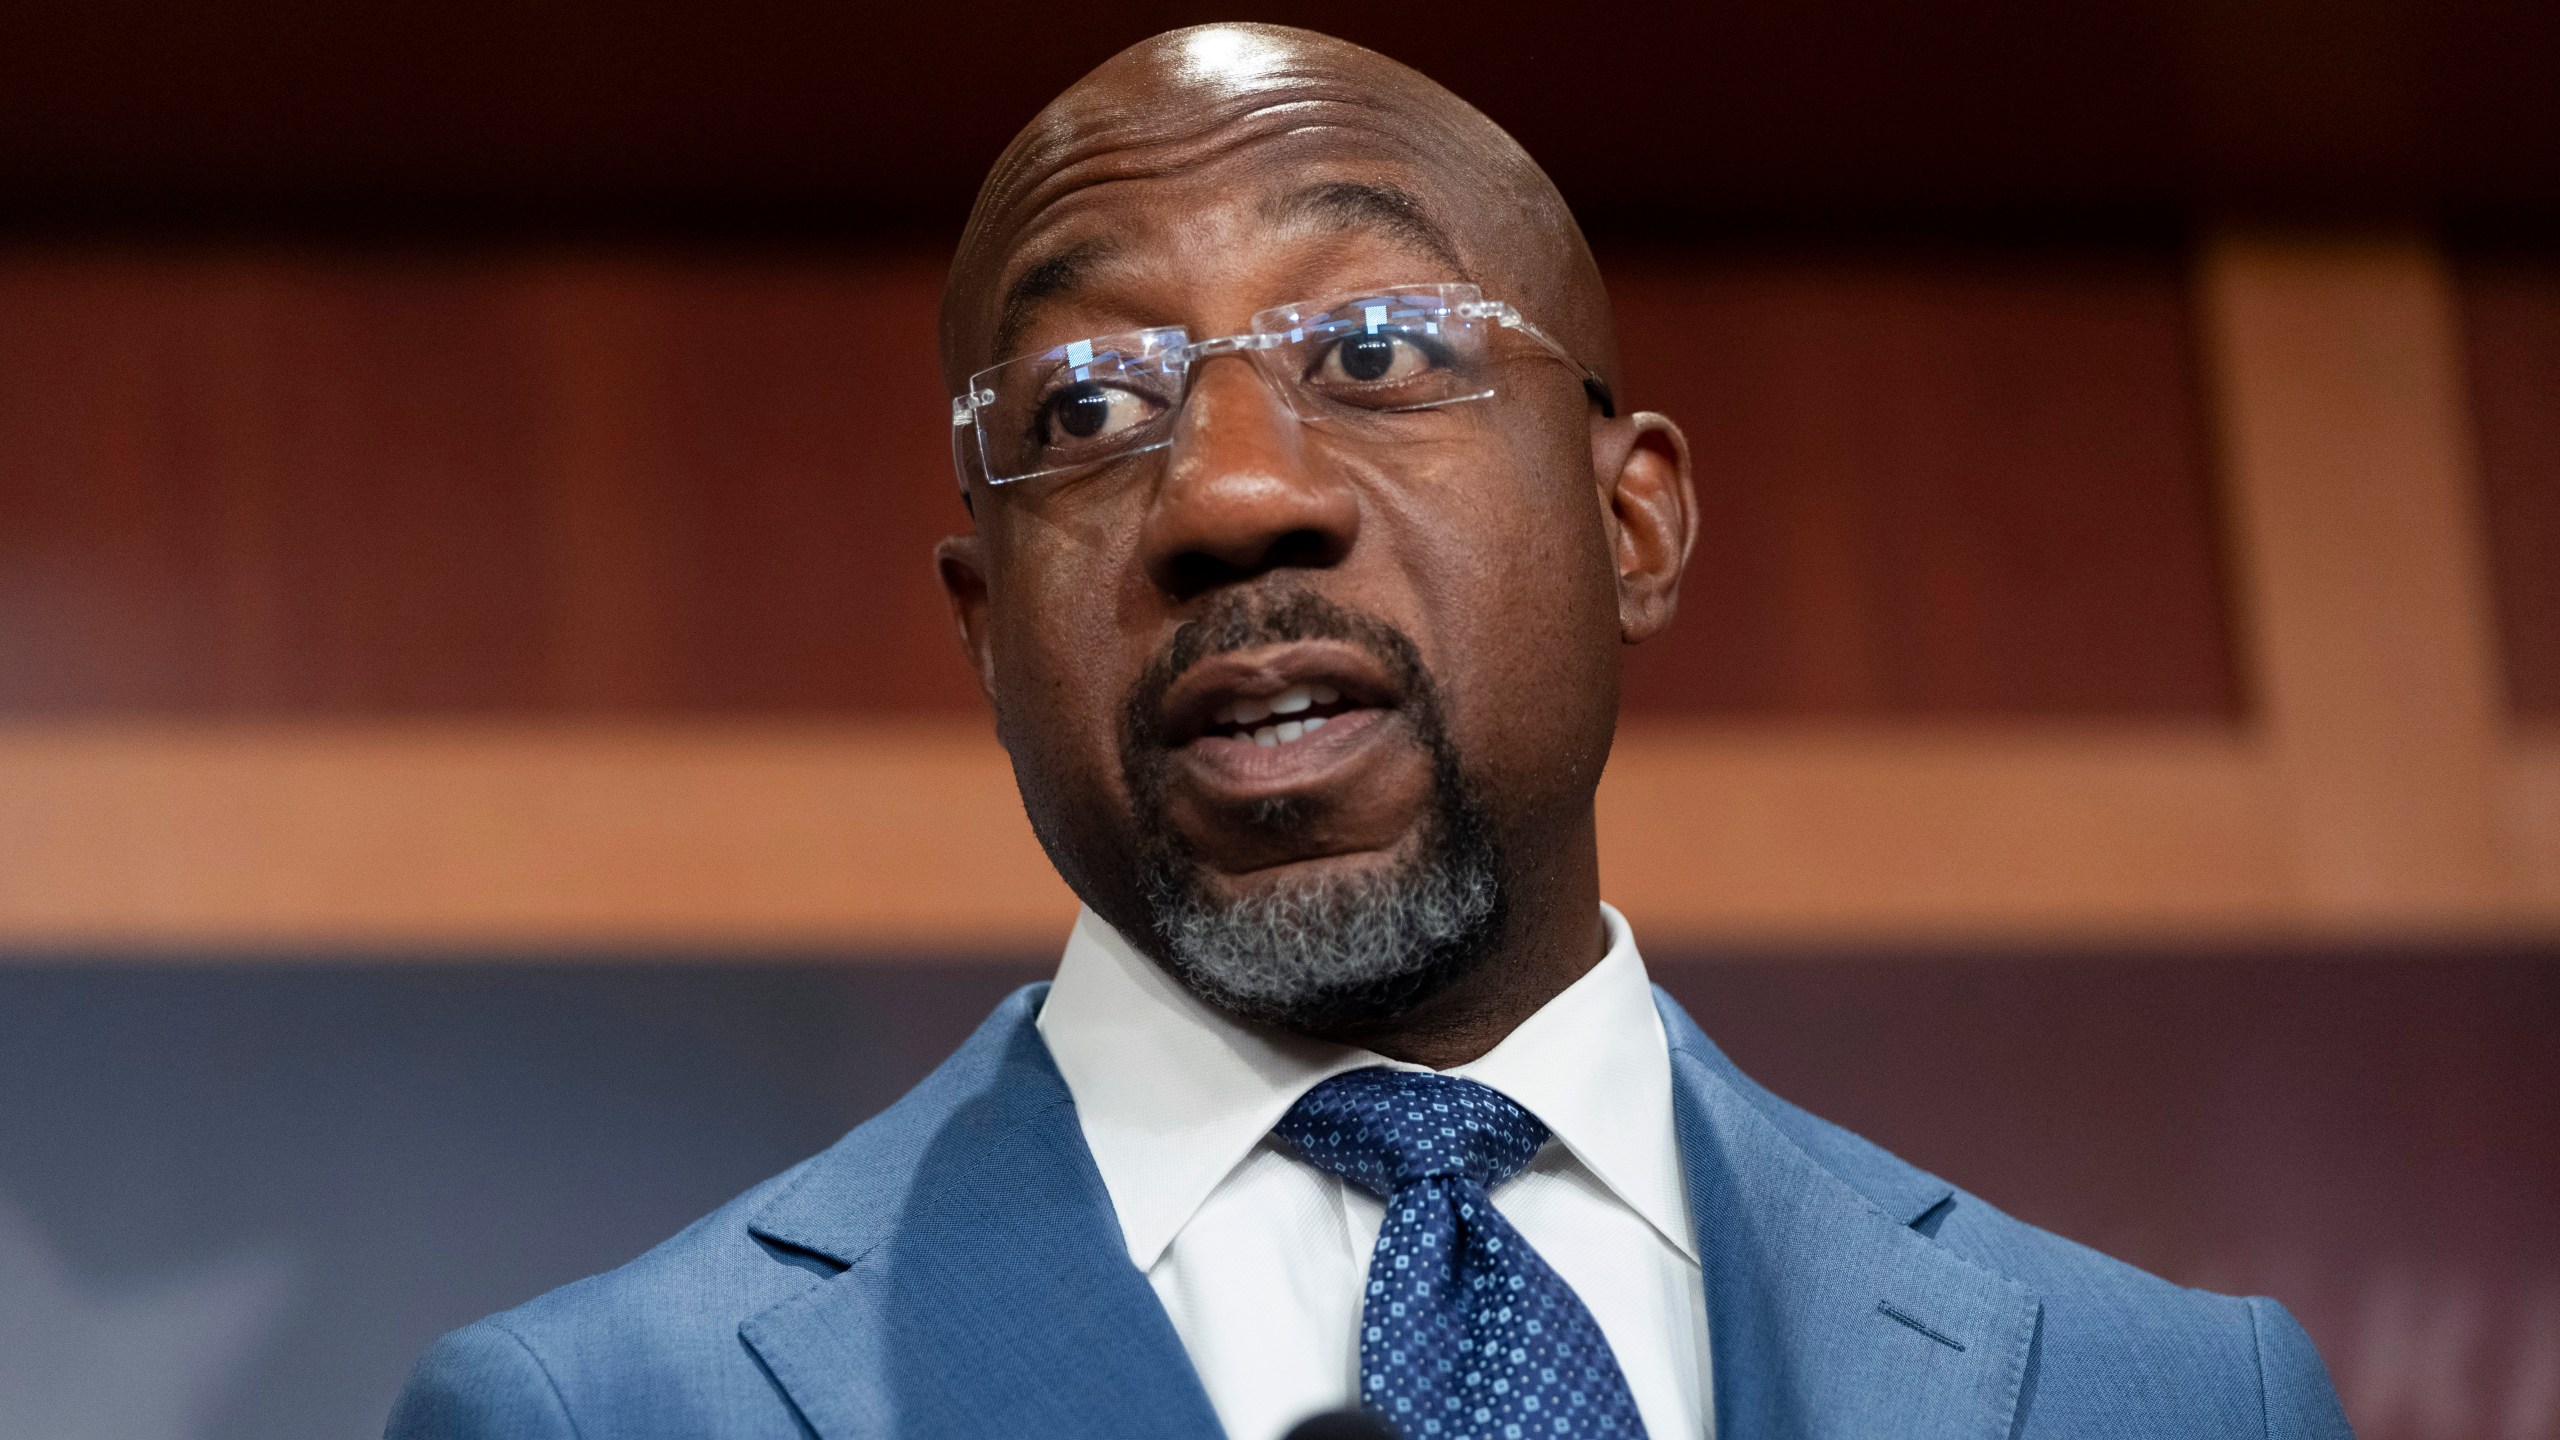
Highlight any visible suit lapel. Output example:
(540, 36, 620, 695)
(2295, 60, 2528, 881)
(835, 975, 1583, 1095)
(1656, 992, 2041, 1440)
(730, 979, 2039, 1440)
(739, 989, 1222, 1440)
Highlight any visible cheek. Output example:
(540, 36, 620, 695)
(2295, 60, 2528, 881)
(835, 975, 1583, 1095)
(1402, 422, 1622, 805)
(984, 522, 1150, 822)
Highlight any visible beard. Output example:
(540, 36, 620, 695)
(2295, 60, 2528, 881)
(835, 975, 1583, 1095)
(1118, 585, 1506, 1033)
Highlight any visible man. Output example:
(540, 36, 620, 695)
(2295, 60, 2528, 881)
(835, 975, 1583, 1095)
(389, 24, 2352, 1440)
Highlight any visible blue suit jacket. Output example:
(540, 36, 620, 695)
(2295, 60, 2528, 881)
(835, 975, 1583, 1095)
(388, 986, 2353, 1439)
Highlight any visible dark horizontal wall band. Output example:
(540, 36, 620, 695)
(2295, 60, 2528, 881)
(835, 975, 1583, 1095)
(1, 0, 2556, 224)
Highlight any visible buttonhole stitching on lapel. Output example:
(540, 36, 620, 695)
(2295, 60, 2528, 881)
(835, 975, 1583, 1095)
(1876, 1300, 1966, 1351)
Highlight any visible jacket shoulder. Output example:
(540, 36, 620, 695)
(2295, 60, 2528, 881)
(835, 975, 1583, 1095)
(1652, 987, 2351, 1437)
(1932, 1193, 2351, 1437)
(1718, 1048, 2299, 1425)
(385, 1317, 577, 1440)
(386, 985, 1054, 1439)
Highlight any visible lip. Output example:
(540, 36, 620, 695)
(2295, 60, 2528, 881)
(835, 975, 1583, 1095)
(1156, 639, 1402, 747)
(1175, 705, 1398, 801)
(1154, 639, 1409, 804)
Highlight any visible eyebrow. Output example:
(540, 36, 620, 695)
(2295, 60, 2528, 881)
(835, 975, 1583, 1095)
(992, 239, 1117, 363)
(1264, 181, 1468, 277)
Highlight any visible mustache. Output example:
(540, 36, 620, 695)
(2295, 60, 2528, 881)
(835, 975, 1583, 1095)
(1124, 584, 1429, 749)
(1121, 585, 1510, 1029)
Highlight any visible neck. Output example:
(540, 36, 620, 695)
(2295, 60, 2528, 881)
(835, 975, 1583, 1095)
(1302, 836, 1608, 1070)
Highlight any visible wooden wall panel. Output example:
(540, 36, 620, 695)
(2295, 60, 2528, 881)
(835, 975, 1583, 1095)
(521, 259, 979, 713)
(1608, 245, 2237, 716)
(0, 245, 2237, 720)
(259, 268, 557, 709)
(2459, 252, 2560, 718)
(0, 252, 984, 716)
(6, 231, 2558, 950)
(2202, 235, 2513, 922)
(0, 261, 252, 710)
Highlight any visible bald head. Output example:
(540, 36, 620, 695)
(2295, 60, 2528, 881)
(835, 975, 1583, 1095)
(939, 24, 1615, 393)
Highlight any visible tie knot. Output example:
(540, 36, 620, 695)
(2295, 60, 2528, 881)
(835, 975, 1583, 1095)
(1273, 1068, 1549, 1198)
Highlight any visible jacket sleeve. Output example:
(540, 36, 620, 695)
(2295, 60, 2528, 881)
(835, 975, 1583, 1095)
(384, 1319, 581, 1440)
(2247, 1296, 2355, 1439)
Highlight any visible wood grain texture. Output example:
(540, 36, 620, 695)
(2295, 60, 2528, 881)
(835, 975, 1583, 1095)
(9, 716, 2560, 952)
(2500, 730, 2560, 913)
(0, 721, 1071, 950)
(2200, 234, 2516, 919)
(2459, 253, 2560, 718)
(0, 722, 2292, 950)
(0, 251, 984, 716)
(6, 233, 2551, 951)
(1598, 722, 2291, 938)
(1607, 245, 2236, 716)
(0, 245, 2239, 720)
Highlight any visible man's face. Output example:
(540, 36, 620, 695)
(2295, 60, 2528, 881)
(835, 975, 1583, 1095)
(940, 94, 1679, 1030)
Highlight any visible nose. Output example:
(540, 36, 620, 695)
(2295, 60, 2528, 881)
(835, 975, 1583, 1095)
(1136, 354, 1361, 599)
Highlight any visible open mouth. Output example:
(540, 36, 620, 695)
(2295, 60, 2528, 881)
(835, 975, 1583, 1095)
(1139, 627, 1434, 840)
(1158, 640, 1403, 761)
(1200, 682, 1364, 748)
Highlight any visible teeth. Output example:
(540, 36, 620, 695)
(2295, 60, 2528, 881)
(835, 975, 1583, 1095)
(1216, 688, 1343, 746)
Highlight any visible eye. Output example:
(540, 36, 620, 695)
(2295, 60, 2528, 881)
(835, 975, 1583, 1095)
(1040, 380, 1157, 444)
(1319, 330, 1436, 386)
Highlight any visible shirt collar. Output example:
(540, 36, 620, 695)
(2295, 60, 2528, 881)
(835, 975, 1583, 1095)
(1035, 903, 1695, 1270)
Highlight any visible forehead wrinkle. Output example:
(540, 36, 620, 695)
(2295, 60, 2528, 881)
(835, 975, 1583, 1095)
(952, 107, 1494, 381)
(1264, 181, 1466, 278)
(987, 93, 1357, 220)
(975, 96, 1448, 283)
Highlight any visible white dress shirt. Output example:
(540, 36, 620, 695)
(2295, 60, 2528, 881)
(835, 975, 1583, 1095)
(1036, 903, 1713, 1440)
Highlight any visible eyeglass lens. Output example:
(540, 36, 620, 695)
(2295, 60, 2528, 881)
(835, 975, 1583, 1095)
(968, 285, 1503, 485)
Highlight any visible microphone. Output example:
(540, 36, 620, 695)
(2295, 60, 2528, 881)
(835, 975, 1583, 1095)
(1281, 1409, 1401, 1440)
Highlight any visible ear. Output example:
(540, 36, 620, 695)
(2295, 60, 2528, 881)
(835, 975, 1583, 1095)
(1598, 410, 1697, 645)
(934, 532, 1001, 705)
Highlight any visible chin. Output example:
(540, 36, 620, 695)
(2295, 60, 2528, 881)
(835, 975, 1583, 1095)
(1140, 786, 1507, 1035)
(1190, 833, 1418, 900)
(1114, 581, 1511, 1032)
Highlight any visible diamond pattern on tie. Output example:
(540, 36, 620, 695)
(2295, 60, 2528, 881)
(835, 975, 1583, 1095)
(1274, 1068, 1649, 1440)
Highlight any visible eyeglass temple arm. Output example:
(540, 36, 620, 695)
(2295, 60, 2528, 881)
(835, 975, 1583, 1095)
(1496, 310, 1616, 418)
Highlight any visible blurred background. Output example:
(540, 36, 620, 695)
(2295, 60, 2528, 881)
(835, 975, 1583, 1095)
(1, 1, 2556, 1436)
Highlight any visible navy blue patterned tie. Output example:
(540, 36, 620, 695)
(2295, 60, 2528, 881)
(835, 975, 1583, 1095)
(1273, 1068, 1649, 1440)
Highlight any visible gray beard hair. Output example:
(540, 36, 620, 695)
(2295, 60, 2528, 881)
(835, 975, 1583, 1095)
(1121, 585, 1507, 1033)
(1143, 797, 1502, 1030)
